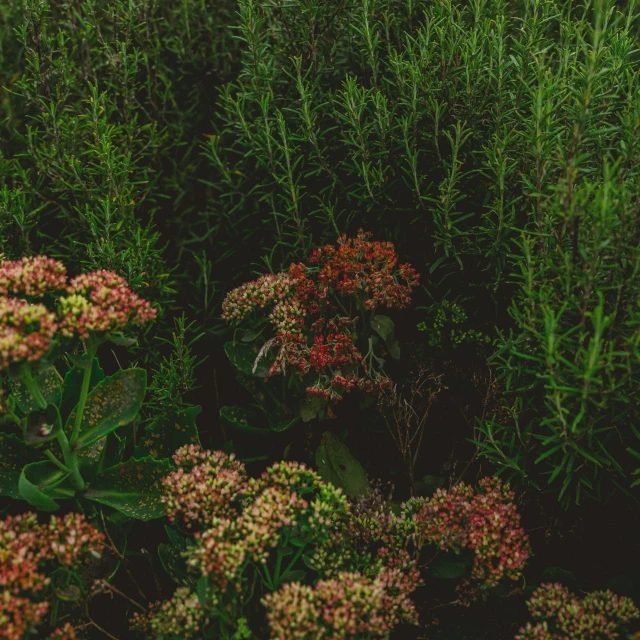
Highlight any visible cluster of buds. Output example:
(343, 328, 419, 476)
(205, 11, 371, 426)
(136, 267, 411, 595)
(0, 512, 104, 640)
(515, 583, 639, 639)
(131, 587, 213, 639)
(401, 477, 530, 590)
(58, 270, 156, 339)
(221, 231, 419, 403)
(263, 568, 418, 639)
(162, 445, 248, 530)
(0, 256, 156, 370)
(310, 230, 419, 310)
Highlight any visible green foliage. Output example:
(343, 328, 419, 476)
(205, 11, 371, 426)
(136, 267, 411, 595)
(315, 432, 369, 497)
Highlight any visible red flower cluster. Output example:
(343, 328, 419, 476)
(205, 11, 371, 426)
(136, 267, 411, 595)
(0, 512, 103, 640)
(310, 230, 420, 310)
(516, 583, 639, 639)
(222, 231, 419, 403)
(403, 477, 530, 589)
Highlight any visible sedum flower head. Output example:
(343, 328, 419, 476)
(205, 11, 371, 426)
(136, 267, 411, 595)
(131, 587, 213, 639)
(58, 269, 156, 339)
(0, 513, 103, 640)
(162, 445, 248, 530)
(516, 583, 640, 639)
(0, 297, 57, 370)
(0, 256, 67, 297)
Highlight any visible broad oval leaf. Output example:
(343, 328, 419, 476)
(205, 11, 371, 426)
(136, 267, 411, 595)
(315, 432, 369, 497)
(220, 405, 267, 433)
(224, 341, 272, 378)
(370, 315, 395, 342)
(61, 358, 105, 421)
(68, 368, 147, 450)
(10, 366, 62, 413)
(134, 406, 202, 459)
(427, 549, 474, 580)
(85, 456, 172, 521)
(0, 433, 32, 499)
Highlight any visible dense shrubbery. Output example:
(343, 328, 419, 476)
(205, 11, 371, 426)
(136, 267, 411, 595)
(3, 0, 640, 638)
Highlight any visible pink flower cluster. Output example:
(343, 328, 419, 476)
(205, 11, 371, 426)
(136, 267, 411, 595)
(263, 567, 418, 640)
(0, 256, 156, 370)
(162, 445, 248, 530)
(0, 297, 57, 369)
(0, 256, 67, 297)
(187, 457, 348, 591)
(0, 512, 103, 640)
(58, 270, 156, 339)
(403, 477, 530, 589)
(131, 587, 213, 639)
(516, 583, 639, 639)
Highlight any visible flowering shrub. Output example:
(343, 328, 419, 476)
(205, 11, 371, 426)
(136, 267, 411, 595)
(221, 231, 419, 428)
(0, 511, 103, 640)
(400, 478, 530, 599)
(0, 255, 173, 519)
(515, 583, 640, 639)
(135, 446, 420, 639)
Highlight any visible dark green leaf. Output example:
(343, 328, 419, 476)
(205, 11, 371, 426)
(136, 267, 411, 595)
(134, 406, 201, 459)
(0, 433, 31, 499)
(370, 315, 395, 342)
(300, 396, 324, 423)
(158, 542, 192, 587)
(68, 368, 147, 450)
(224, 341, 271, 378)
(281, 569, 306, 583)
(386, 337, 401, 359)
(10, 366, 62, 413)
(85, 456, 172, 520)
(315, 432, 368, 497)
(18, 461, 75, 511)
(428, 550, 473, 579)
(220, 405, 267, 433)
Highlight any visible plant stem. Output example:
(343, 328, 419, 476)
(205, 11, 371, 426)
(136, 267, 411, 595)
(70, 341, 97, 446)
(20, 365, 48, 410)
(57, 429, 86, 490)
(44, 449, 71, 473)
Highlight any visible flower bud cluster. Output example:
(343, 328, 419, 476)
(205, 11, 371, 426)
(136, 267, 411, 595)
(263, 568, 418, 639)
(0, 512, 103, 640)
(0, 256, 67, 297)
(0, 297, 57, 369)
(131, 587, 213, 639)
(162, 445, 248, 530)
(401, 477, 530, 589)
(58, 270, 156, 338)
(516, 583, 639, 639)
(0, 256, 156, 370)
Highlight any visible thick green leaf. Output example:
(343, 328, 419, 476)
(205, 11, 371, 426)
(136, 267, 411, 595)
(0, 433, 31, 499)
(224, 341, 271, 378)
(220, 405, 267, 433)
(98, 432, 127, 473)
(10, 366, 62, 413)
(370, 315, 395, 342)
(315, 432, 369, 497)
(85, 456, 172, 521)
(24, 404, 62, 444)
(268, 414, 299, 432)
(386, 337, 401, 360)
(67, 368, 147, 450)
(540, 566, 578, 590)
(18, 460, 75, 511)
(300, 396, 325, 423)
(60, 358, 105, 421)
(134, 406, 201, 459)
(158, 542, 192, 587)
(428, 550, 473, 579)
